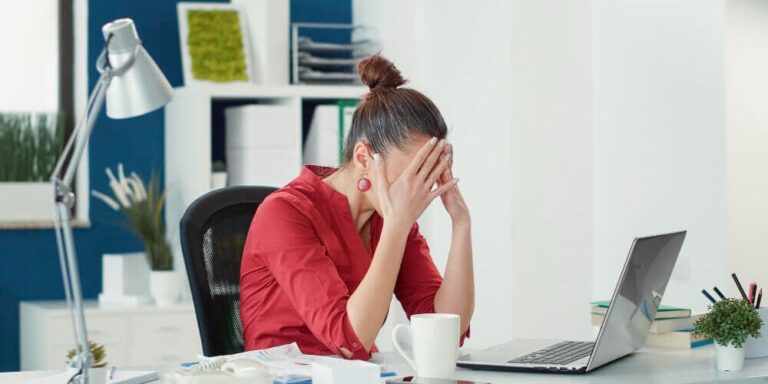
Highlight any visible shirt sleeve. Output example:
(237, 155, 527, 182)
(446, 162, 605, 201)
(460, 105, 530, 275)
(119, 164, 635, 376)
(247, 196, 370, 360)
(393, 223, 471, 345)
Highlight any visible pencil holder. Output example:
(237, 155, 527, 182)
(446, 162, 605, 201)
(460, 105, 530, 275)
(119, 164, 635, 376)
(745, 308, 768, 359)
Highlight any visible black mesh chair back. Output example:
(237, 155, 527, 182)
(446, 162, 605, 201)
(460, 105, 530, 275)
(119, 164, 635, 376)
(180, 186, 276, 356)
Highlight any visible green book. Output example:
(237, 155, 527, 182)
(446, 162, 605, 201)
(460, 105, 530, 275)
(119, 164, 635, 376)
(336, 100, 358, 164)
(590, 300, 692, 319)
(645, 330, 713, 349)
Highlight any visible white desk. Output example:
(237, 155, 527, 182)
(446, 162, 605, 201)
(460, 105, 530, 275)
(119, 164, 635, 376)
(374, 344, 768, 383)
(6, 345, 768, 384)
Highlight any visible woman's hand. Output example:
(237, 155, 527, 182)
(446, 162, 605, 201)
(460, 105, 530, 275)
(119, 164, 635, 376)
(372, 138, 458, 229)
(437, 143, 470, 225)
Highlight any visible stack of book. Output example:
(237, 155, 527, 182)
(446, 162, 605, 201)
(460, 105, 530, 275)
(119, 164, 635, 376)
(591, 300, 712, 349)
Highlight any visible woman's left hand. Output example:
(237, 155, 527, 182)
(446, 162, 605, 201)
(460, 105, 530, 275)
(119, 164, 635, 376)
(436, 143, 470, 225)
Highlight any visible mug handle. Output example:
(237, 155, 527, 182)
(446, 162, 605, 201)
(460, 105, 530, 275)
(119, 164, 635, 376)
(392, 324, 417, 371)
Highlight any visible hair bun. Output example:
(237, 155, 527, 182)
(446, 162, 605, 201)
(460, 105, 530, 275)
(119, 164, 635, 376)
(358, 54, 406, 91)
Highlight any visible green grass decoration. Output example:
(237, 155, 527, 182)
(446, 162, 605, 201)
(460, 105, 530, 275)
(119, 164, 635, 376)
(694, 298, 763, 348)
(119, 173, 173, 271)
(0, 112, 66, 182)
(66, 340, 107, 368)
(186, 9, 248, 82)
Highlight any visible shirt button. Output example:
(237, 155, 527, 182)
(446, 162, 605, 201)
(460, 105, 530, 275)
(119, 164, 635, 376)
(352, 342, 359, 349)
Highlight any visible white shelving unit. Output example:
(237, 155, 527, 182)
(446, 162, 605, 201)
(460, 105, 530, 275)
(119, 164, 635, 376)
(20, 300, 200, 370)
(164, 84, 366, 283)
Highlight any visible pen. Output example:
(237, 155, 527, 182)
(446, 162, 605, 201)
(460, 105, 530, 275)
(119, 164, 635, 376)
(701, 289, 717, 305)
(732, 273, 749, 301)
(757, 289, 763, 310)
(713, 286, 726, 300)
(750, 283, 757, 305)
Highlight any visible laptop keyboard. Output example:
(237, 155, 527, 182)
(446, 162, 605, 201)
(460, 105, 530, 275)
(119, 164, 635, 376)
(508, 341, 594, 366)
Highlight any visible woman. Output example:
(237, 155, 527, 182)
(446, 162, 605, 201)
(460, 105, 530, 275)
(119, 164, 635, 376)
(239, 55, 474, 360)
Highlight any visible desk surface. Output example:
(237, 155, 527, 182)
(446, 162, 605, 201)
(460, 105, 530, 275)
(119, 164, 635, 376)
(5, 344, 768, 384)
(374, 344, 768, 384)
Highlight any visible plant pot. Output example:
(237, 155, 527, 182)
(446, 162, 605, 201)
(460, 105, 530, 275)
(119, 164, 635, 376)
(0, 183, 55, 222)
(88, 366, 108, 384)
(746, 308, 768, 359)
(716, 342, 745, 371)
(150, 270, 180, 307)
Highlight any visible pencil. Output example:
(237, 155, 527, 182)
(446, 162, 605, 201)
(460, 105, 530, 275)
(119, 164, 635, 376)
(701, 289, 717, 305)
(732, 273, 749, 301)
(713, 286, 726, 300)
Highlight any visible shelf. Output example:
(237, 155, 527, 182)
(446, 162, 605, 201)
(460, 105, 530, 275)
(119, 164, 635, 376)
(173, 83, 368, 100)
(0, 219, 91, 230)
(164, 81, 365, 288)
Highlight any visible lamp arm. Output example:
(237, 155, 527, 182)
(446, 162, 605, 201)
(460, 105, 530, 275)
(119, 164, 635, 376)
(49, 52, 113, 384)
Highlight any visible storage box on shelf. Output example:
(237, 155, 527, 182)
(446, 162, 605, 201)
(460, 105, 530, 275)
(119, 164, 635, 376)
(290, 23, 377, 84)
(164, 83, 366, 292)
(20, 300, 201, 370)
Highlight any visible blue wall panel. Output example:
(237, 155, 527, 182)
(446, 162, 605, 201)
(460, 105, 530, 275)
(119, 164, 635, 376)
(0, 0, 350, 371)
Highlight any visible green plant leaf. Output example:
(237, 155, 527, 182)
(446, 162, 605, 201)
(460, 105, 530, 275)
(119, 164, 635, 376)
(0, 112, 66, 182)
(694, 298, 763, 348)
(96, 168, 173, 271)
(65, 340, 107, 368)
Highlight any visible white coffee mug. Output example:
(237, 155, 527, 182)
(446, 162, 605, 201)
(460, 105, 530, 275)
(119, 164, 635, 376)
(392, 313, 460, 379)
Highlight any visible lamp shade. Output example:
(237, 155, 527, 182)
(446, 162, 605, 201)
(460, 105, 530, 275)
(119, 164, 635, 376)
(102, 19, 174, 119)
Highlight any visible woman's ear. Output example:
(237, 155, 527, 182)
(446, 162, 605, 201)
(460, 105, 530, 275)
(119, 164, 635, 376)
(351, 142, 372, 173)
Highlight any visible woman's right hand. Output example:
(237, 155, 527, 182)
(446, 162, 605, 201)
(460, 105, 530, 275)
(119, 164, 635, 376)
(372, 137, 458, 229)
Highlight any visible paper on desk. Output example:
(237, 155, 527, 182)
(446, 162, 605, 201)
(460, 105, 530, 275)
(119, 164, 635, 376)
(199, 343, 392, 384)
(201, 343, 314, 381)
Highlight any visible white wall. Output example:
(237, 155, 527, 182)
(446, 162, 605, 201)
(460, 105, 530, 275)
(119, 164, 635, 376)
(726, 0, 768, 293)
(0, 0, 60, 112)
(415, 0, 515, 348)
(354, 0, 515, 349)
(591, 0, 728, 315)
(358, 0, 749, 347)
(507, 0, 595, 341)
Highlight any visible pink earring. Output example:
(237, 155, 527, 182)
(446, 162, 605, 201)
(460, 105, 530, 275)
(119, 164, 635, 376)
(357, 177, 371, 192)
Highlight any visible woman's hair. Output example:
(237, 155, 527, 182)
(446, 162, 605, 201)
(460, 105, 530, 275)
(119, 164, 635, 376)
(342, 55, 447, 162)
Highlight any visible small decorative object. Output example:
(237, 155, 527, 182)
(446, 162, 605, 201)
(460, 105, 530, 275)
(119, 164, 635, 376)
(177, 2, 253, 85)
(0, 112, 65, 223)
(66, 341, 108, 384)
(92, 164, 180, 306)
(98, 252, 152, 307)
(694, 298, 763, 371)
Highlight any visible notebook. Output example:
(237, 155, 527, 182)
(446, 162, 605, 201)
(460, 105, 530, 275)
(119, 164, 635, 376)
(591, 300, 692, 319)
(591, 312, 704, 333)
(645, 330, 713, 349)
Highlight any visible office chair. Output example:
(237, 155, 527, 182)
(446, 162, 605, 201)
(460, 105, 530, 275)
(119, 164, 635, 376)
(179, 186, 277, 356)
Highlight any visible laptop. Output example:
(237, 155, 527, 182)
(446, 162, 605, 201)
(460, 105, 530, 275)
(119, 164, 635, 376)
(457, 230, 687, 374)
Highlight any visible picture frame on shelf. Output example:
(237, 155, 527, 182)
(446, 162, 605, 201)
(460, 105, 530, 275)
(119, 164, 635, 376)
(0, 112, 65, 224)
(177, 2, 254, 86)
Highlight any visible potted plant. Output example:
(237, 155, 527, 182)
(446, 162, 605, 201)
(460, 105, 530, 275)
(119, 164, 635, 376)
(92, 163, 179, 306)
(694, 298, 763, 371)
(0, 112, 65, 223)
(66, 341, 108, 384)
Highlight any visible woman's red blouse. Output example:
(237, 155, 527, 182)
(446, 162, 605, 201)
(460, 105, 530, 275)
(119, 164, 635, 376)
(239, 166, 466, 360)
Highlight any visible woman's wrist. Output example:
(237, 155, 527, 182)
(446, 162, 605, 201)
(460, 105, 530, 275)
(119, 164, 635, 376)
(450, 211, 471, 228)
(381, 219, 413, 239)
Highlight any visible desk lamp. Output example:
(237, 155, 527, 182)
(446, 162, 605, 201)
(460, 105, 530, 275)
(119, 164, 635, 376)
(49, 18, 173, 384)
